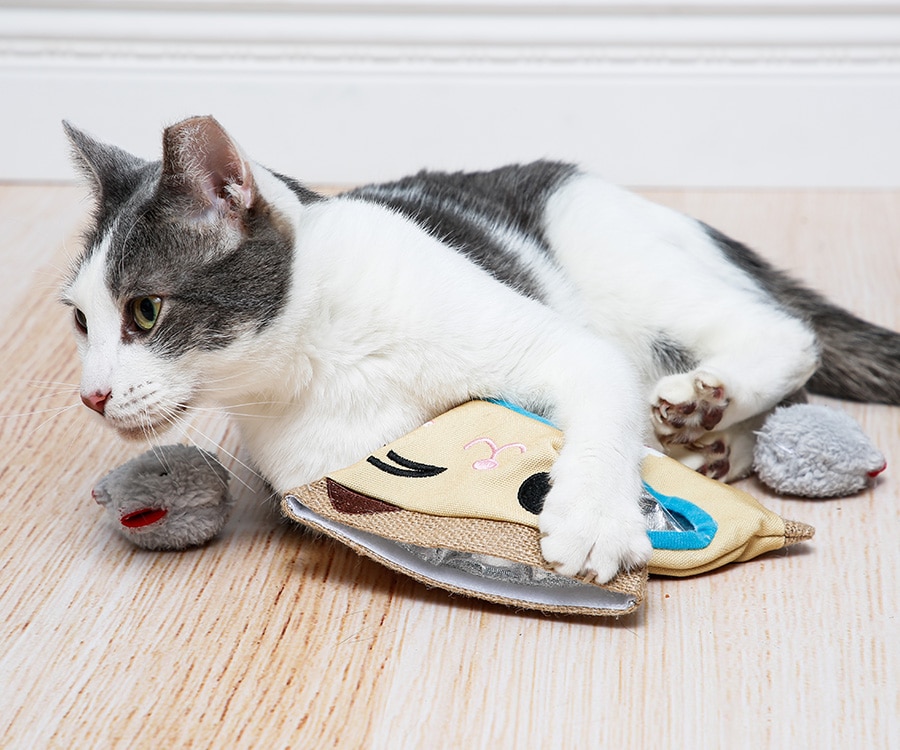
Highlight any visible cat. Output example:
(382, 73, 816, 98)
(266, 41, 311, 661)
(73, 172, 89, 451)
(60, 115, 900, 584)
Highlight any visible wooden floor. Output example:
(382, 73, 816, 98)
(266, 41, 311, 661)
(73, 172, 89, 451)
(1, 184, 897, 748)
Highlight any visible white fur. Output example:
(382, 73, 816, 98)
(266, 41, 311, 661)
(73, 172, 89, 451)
(228, 188, 652, 581)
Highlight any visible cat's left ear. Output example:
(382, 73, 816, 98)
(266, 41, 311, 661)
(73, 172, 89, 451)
(63, 121, 149, 205)
(161, 115, 256, 224)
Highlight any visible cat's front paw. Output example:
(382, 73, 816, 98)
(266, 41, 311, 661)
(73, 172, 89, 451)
(538, 480, 652, 584)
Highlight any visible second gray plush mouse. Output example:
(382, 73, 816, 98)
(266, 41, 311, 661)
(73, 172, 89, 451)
(753, 403, 887, 497)
(93, 444, 233, 550)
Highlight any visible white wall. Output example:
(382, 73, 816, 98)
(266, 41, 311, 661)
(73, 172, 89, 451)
(2, 0, 900, 186)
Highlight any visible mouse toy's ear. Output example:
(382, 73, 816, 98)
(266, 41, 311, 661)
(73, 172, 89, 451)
(161, 115, 256, 226)
(62, 121, 149, 207)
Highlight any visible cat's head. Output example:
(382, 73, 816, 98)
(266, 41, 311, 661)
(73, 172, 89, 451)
(61, 116, 306, 439)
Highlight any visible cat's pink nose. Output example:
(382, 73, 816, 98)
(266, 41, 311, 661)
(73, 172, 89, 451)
(81, 390, 111, 415)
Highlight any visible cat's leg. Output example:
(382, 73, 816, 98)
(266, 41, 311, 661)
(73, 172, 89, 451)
(509, 328, 653, 583)
(541, 173, 819, 468)
(650, 311, 818, 452)
(657, 388, 810, 481)
(649, 310, 817, 482)
(540, 172, 820, 483)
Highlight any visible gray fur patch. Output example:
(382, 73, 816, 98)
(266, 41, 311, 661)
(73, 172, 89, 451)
(271, 170, 324, 205)
(75, 161, 295, 357)
(651, 336, 697, 376)
(346, 161, 578, 301)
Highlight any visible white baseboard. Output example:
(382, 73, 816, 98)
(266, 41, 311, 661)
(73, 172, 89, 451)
(3, 1, 900, 187)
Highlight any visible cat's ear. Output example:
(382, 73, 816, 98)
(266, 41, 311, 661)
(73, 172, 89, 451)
(63, 121, 148, 203)
(161, 116, 255, 224)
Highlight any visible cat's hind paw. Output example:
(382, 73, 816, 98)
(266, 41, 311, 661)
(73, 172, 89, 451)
(668, 435, 732, 480)
(652, 370, 730, 446)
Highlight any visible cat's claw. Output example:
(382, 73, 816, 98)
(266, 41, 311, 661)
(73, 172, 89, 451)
(652, 370, 730, 445)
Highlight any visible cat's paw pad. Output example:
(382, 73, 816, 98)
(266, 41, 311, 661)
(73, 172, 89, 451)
(539, 499, 652, 584)
(652, 371, 729, 445)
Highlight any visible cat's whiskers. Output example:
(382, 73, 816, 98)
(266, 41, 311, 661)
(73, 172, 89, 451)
(0, 403, 81, 420)
(117, 207, 153, 279)
(185, 402, 288, 420)
(157, 415, 231, 492)
(18, 403, 82, 439)
(139, 409, 176, 475)
(18, 378, 80, 403)
(37, 253, 85, 298)
(158, 403, 264, 494)
(24, 378, 80, 392)
(190, 368, 290, 397)
(22, 401, 86, 464)
(193, 368, 259, 386)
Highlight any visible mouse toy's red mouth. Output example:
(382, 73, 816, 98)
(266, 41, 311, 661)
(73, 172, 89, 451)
(121, 507, 168, 528)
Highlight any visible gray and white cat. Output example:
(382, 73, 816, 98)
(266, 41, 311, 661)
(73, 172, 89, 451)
(61, 116, 900, 583)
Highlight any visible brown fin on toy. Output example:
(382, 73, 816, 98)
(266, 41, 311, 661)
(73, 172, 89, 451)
(783, 519, 816, 546)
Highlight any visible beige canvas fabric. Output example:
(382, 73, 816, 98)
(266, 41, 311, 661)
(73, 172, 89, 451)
(330, 400, 562, 527)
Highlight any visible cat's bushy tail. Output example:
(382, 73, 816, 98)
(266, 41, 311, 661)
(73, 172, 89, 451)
(797, 298, 900, 404)
(705, 225, 900, 405)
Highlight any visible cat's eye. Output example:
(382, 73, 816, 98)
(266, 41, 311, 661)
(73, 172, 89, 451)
(131, 296, 162, 332)
(73, 308, 88, 333)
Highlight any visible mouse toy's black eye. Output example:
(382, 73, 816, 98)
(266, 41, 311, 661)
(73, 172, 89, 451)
(131, 296, 162, 332)
(73, 308, 88, 333)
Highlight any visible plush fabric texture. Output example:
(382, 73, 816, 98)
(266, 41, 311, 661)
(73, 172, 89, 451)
(92, 401, 828, 611)
(753, 404, 886, 497)
(93, 445, 233, 550)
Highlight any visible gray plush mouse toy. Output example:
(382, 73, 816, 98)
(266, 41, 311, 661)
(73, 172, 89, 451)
(93, 444, 233, 550)
(753, 403, 886, 497)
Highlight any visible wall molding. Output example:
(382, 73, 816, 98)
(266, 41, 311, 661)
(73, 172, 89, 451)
(6, 2, 900, 73)
(3, 1, 900, 185)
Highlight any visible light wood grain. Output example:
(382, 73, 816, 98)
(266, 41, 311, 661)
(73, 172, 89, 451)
(0, 185, 897, 749)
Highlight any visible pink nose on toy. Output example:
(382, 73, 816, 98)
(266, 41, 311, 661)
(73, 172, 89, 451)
(81, 390, 111, 415)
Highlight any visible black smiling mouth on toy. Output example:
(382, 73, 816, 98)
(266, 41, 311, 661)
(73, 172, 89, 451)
(366, 450, 447, 478)
(120, 507, 168, 528)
